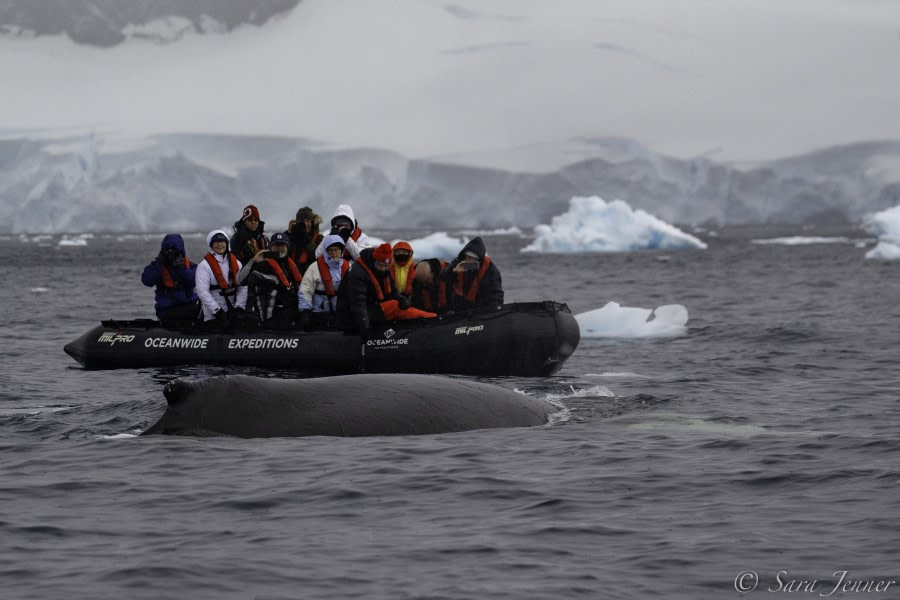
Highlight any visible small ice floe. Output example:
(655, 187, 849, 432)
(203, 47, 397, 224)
(58, 236, 88, 247)
(575, 302, 688, 338)
(521, 196, 707, 253)
(751, 236, 863, 245)
(30, 287, 50, 293)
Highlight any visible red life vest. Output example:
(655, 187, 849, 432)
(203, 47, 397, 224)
(419, 260, 447, 311)
(290, 232, 323, 273)
(317, 255, 351, 297)
(454, 256, 492, 303)
(264, 257, 303, 288)
(356, 260, 393, 300)
(160, 257, 191, 288)
(204, 252, 240, 290)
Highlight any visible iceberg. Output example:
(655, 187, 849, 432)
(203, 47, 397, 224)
(575, 302, 688, 338)
(865, 205, 900, 260)
(393, 232, 468, 261)
(521, 196, 707, 253)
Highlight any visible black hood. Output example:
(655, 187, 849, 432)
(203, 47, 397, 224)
(458, 237, 486, 261)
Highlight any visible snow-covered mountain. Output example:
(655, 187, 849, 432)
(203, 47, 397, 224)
(0, 0, 300, 46)
(2, 133, 898, 234)
(2, 0, 900, 233)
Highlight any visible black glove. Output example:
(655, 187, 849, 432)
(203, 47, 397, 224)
(396, 294, 411, 310)
(232, 306, 245, 314)
(338, 228, 351, 243)
(214, 309, 227, 321)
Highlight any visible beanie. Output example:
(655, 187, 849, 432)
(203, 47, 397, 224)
(296, 207, 314, 222)
(241, 204, 260, 222)
(372, 243, 393, 265)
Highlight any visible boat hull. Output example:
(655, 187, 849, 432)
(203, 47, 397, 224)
(64, 302, 580, 377)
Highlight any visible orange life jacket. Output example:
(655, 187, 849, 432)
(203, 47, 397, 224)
(290, 232, 323, 272)
(454, 256, 492, 303)
(317, 255, 351, 297)
(419, 260, 447, 311)
(264, 257, 303, 288)
(356, 260, 399, 319)
(160, 257, 191, 288)
(204, 252, 240, 291)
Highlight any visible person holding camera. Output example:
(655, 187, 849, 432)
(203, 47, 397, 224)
(314, 204, 372, 261)
(141, 233, 200, 321)
(439, 236, 504, 312)
(236, 232, 302, 322)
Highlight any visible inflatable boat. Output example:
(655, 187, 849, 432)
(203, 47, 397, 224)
(64, 301, 580, 377)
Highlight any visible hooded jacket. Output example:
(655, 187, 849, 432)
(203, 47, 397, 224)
(390, 241, 415, 295)
(140, 233, 198, 319)
(439, 236, 504, 311)
(196, 229, 248, 320)
(299, 234, 351, 313)
(314, 204, 372, 261)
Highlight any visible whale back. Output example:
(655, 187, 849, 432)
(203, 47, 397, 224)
(143, 374, 556, 438)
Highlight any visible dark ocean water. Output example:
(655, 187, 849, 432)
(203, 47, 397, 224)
(1, 225, 899, 600)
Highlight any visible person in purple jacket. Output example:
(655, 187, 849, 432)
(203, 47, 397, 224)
(141, 233, 200, 321)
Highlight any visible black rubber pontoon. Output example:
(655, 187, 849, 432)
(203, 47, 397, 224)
(64, 301, 580, 377)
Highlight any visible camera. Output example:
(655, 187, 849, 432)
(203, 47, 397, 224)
(263, 249, 278, 258)
(463, 261, 480, 271)
(161, 248, 182, 262)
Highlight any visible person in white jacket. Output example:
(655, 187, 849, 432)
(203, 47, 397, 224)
(300, 235, 351, 320)
(314, 204, 372, 261)
(195, 229, 248, 321)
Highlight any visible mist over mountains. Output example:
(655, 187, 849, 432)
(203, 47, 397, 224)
(2, 133, 898, 235)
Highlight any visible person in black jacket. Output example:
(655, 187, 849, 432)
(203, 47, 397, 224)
(336, 244, 395, 337)
(438, 236, 504, 311)
(140, 233, 199, 321)
(285, 206, 323, 275)
(230, 204, 269, 265)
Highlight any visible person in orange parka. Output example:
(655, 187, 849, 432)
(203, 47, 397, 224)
(390, 241, 415, 308)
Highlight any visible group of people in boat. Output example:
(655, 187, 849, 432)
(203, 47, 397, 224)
(141, 203, 504, 337)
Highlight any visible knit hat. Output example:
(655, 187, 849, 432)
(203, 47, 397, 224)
(210, 232, 229, 246)
(296, 207, 314, 222)
(372, 243, 393, 265)
(241, 204, 260, 222)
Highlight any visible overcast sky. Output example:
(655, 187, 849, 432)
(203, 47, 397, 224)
(2, 0, 900, 166)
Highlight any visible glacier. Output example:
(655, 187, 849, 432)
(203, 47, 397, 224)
(2, 133, 900, 235)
